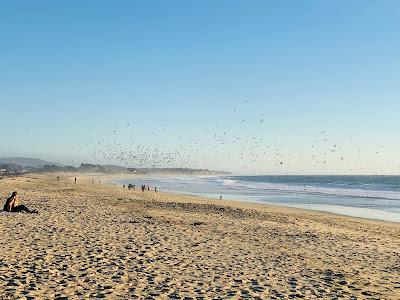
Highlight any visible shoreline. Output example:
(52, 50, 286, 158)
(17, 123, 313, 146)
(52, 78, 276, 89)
(112, 173, 400, 224)
(1, 173, 399, 299)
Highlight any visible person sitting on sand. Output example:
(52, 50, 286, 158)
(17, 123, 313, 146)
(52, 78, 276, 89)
(3, 191, 38, 213)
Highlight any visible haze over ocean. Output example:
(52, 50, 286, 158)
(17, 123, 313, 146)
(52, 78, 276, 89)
(1, 1, 400, 174)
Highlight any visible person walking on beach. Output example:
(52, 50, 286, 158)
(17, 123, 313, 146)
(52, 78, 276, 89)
(75, 177, 77, 184)
(3, 191, 38, 213)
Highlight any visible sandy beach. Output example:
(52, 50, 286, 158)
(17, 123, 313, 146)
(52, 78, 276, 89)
(0, 173, 399, 299)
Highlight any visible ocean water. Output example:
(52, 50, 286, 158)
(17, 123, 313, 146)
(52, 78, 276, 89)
(116, 175, 400, 223)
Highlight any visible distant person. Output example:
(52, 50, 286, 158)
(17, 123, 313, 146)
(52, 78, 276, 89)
(154, 187, 157, 192)
(133, 185, 135, 190)
(3, 191, 38, 213)
(75, 177, 77, 184)
(220, 195, 222, 200)
(147, 185, 150, 191)
(123, 184, 126, 188)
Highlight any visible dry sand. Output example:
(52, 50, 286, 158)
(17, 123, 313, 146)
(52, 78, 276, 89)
(0, 173, 399, 299)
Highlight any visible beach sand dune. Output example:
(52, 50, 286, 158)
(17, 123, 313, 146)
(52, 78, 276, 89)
(0, 174, 399, 299)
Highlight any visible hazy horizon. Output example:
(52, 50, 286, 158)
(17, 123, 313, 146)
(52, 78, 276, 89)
(2, 1, 400, 175)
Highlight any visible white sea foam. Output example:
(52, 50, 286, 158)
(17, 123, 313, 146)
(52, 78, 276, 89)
(265, 203, 400, 223)
(219, 178, 400, 201)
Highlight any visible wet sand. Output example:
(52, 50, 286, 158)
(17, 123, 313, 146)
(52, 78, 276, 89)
(0, 173, 399, 299)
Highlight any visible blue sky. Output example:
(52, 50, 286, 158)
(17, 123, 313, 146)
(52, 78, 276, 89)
(1, 1, 400, 174)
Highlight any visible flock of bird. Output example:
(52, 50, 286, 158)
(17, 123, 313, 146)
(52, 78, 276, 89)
(66, 99, 395, 174)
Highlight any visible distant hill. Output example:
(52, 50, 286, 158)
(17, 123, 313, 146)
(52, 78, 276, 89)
(0, 157, 229, 175)
(0, 157, 63, 168)
(102, 164, 128, 172)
